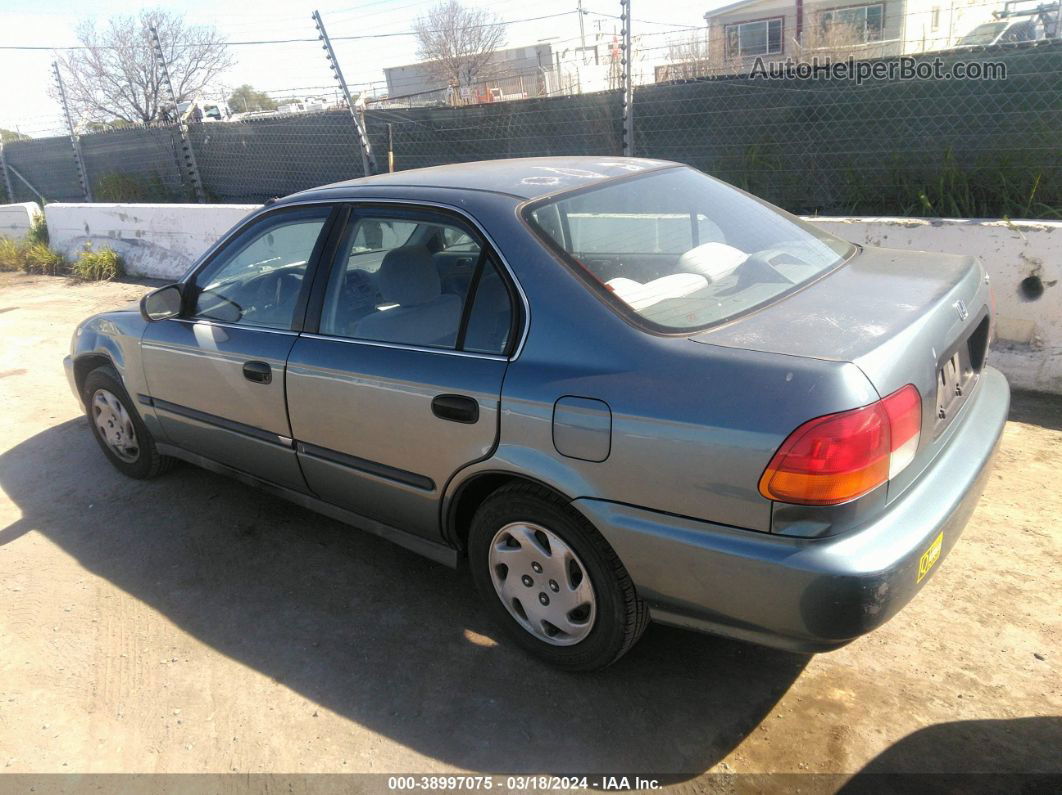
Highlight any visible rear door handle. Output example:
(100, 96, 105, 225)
(242, 361, 272, 384)
(432, 394, 479, 424)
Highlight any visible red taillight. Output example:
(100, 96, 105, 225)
(759, 385, 922, 506)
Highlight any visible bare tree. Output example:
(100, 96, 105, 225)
(660, 32, 713, 81)
(797, 14, 888, 61)
(57, 10, 234, 125)
(413, 0, 505, 100)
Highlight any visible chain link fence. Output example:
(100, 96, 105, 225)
(1, 39, 1059, 217)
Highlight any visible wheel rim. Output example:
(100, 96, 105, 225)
(487, 521, 597, 646)
(91, 388, 140, 463)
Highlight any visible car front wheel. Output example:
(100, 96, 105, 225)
(469, 483, 648, 670)
(82, 365, 172, 480)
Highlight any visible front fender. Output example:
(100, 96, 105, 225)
(69, 310, 150, 417)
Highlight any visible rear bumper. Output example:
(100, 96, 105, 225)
(574, 366, 1010, 653)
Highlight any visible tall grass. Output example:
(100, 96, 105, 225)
(72, 245, 124, 281)
(0, 237, 67, 275)
(22, 242, 67, 275)
(840, 150, 1061, 219)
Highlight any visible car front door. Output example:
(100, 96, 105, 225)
(140, 205, 336, 490)
(285, 205, 521, 540)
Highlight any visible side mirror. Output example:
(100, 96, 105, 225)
(140, 284, 183, 322)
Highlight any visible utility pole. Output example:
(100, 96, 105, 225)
(0, 139, 15, 204)
(619, 0, 634, 156)
(313, 9, 376, 176)
(52, 61, 92, 202)
(149, 26, 206, 203)
(577, 0, 587, 48)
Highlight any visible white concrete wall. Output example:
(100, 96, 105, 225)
(35, 204, 1061, 393)
(0, 202, 42, 240)
(809, 217, 1061, 394)
(45, 203, 260, 281)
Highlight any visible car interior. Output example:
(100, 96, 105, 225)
(189, 213, 514, 354)
(320, 217, 512, 352)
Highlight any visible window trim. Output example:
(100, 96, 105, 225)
(303, 201, 525, 359)
(724, 16, 784, 59)
(179, 203, 341, 333)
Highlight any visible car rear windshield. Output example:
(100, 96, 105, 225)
(526, 167, 855, 332)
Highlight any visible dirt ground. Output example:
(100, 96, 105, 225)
(0, 272, 1058, 790)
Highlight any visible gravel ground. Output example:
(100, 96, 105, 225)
(0, 272, 1058, 790)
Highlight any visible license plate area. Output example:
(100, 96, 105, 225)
(934, 332, 980, 434)
(936, 351, 964, 423)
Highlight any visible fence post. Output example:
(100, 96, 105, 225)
(149, 25, 206, 203)
(620, 0, 634, 157)
(313, 9, 377, 176)
(52, 61, 93, 202)
(0, 139, 15, 204)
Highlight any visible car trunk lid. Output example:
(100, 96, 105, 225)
(692, 245, 992, 502)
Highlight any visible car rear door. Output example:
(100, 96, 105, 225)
(140, 205, 337, 490)
(285, 204, 521, 541)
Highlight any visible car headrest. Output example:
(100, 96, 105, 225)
(378, 245, 440, 306)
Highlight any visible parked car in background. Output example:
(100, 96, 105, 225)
(64, 158, 1009, 670)
(955, 0, 1058, 46)
(956, 17, 1043, 45)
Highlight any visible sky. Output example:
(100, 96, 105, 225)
(0, 0, 721, 137)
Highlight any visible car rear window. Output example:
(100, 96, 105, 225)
(525, 167, 855, 332)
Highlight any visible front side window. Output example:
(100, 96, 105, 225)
(526, 167, 854, 332)
(319, 212, 514, 353)
(820, 4, 884, 44)
(191, 207, 330, 330)
(725, 17, 783, 58)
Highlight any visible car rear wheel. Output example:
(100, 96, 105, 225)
(469, 483, 648, 670)
(82, 366, 173, 480)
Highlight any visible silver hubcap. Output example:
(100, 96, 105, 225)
(488, 522, 596, 646)
(91, 388, 140, 463)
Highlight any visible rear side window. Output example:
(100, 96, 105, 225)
(318, 211, 515, 354)
(526, 167, 854, 332)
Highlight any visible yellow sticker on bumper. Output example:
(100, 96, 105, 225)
(917, 531, 944, 583)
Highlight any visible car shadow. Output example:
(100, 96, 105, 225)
(0, 419, 807, 778)
(840, 716, 1062, 792)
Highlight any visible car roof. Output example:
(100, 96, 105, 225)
(287, 156, 679, 202)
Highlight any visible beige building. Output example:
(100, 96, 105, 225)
(691, 0, 1006, 74)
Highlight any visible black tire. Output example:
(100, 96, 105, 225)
(82, 365, 173, 480)
(468, 482, 649, 671)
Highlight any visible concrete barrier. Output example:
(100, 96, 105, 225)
(44, 203, 260, 281)
(34, 203, 1061, 393)
(0, 202, 42, 240)
(810, 217, 1061, 394)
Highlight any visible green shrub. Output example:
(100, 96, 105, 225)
(0, 237, 68, 275)
(26, 212, 48, 246)
(22, 242, 67, 275)
(0, 237, 22, 271)
(72, 245, 124, 281)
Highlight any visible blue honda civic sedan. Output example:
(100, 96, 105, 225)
(65, 157, 1009, 669)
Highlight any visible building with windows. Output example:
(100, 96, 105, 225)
(383, 44, 556, 105)
(693, 0, 1008, 75)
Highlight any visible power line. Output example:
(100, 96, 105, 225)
(0, 10, 579, 51)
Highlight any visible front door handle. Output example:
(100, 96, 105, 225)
(432, 394, 479, 424)
(243, 361, 272, 384)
